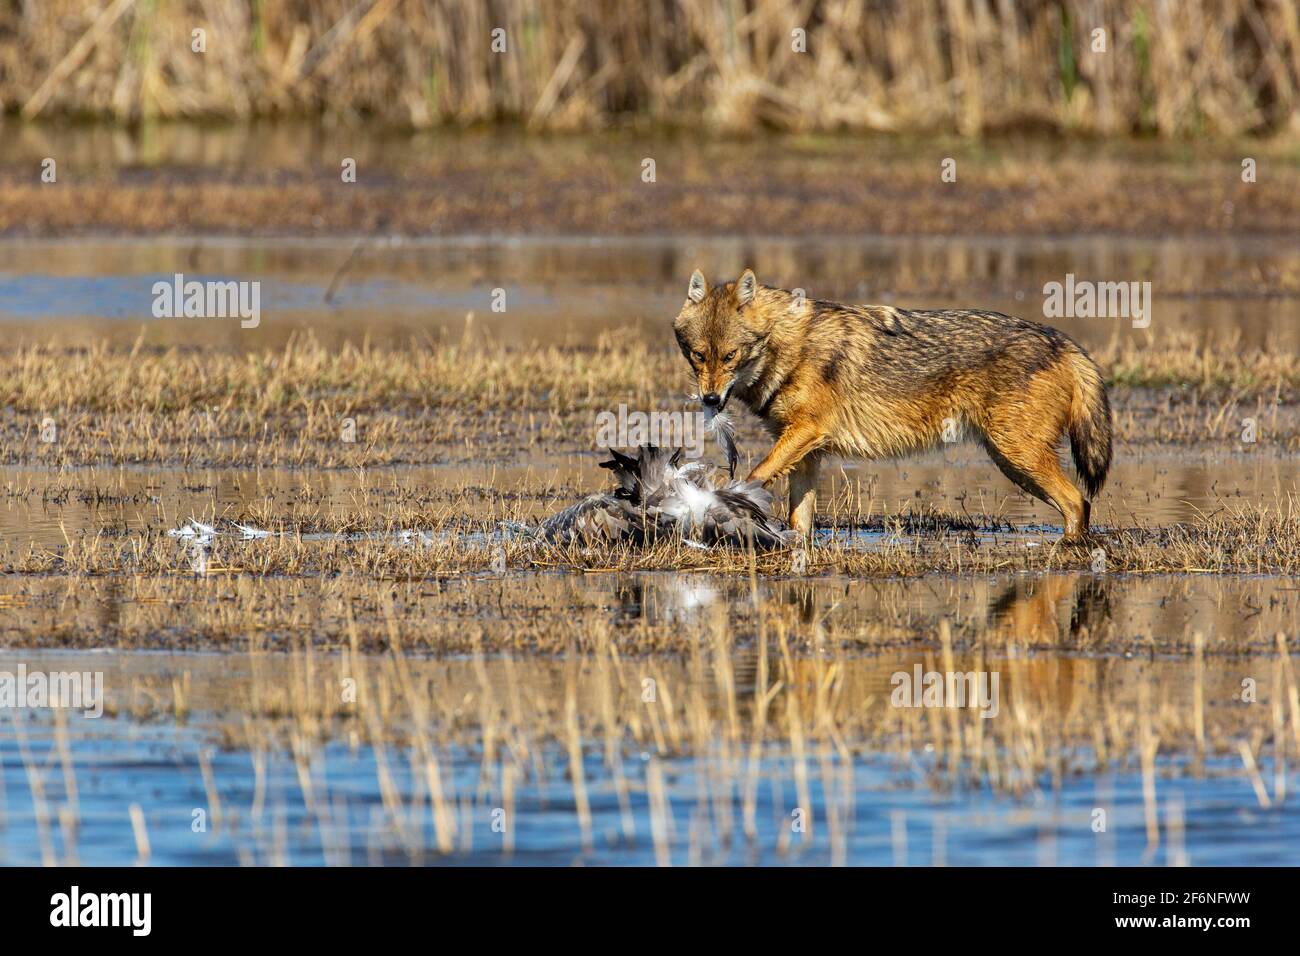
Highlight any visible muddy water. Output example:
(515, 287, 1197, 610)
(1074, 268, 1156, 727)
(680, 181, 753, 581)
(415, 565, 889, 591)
(2, 566, 1297, 654)
(3, 447, 1298, 654)
(3, 233, 1298, 351)
(3, 444, 1297, 548)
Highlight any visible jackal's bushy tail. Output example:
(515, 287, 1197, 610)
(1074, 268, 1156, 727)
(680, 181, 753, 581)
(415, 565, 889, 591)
(1065, 351, 1112, 498)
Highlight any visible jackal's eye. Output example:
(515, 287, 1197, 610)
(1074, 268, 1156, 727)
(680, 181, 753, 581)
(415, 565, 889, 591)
(691, 351, 705, 363)
(723, 350, 737, 363)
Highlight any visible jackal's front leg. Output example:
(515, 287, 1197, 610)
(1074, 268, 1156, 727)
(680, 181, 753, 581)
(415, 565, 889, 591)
(748, 419, 826, 486)
(787, 456, 821, 537)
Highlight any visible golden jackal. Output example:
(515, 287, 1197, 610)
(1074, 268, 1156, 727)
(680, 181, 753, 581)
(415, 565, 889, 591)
(672, 269, 1112, 540)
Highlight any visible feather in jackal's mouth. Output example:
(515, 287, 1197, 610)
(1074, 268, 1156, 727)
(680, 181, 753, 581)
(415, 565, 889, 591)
(691, 386, 740, 477)
(690, 379, 735, 412)
(715, 381, 735, 413)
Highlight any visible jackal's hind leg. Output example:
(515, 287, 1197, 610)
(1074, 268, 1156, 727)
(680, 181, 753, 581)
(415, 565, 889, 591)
(983, 440, 1087, 540)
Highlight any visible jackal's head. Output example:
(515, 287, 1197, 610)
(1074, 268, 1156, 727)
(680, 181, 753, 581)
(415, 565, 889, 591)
(672, 268, 770, 412)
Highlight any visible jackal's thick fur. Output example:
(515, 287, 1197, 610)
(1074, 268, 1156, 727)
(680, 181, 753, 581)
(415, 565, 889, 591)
(672, 269, 1113, 539)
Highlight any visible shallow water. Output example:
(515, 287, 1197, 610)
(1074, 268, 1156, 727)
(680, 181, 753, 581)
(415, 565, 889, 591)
(2, 649, 1296, 866)
(3, 446, 1297, 549)
(2, 560, 1297, 660)
(4, 447, 1298, 655)
(3, 233, 1298, 351)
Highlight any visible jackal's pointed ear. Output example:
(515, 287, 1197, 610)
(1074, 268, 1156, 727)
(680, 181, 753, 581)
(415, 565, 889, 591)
(688, 269, 708, 304)
(736, 269, 757, 306)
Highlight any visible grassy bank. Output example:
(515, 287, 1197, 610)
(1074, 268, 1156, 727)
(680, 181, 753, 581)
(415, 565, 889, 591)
(3, 1, 1300, 137)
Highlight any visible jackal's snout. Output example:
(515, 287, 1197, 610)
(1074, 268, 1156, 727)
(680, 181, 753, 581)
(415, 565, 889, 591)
(696, 367, 736, 410)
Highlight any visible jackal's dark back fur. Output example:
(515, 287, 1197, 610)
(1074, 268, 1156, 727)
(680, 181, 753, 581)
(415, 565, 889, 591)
(796, 300, 1113, 496)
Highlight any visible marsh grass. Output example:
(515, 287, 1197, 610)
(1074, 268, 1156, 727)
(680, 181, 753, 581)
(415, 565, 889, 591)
(5, 471, 1300, 661)
(4, 1, 1300, 137)
(3, 331, 1300, 469)
(3, 329, 1300, 592)
(8, 494, 1300, 582)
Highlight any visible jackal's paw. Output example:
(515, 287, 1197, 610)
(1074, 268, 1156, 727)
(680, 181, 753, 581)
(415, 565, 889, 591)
(1056, 530, 1105, 553)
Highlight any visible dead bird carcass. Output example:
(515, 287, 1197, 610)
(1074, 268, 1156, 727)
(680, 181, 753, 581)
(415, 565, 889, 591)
(539, 445, 791, 549)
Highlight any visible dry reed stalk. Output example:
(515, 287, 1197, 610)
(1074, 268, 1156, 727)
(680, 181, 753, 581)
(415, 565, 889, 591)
(564, 674, 593, 850)
(1272, 656, 1287, 805)
(891, 809, 907, 867)
(2, 2, 1299, 136)
(199, 748, 225, 834)
(12, 714, 57, 867)
(1138, 677, 1159, 852)
(1193, 630, 1205, 759)
(128, 802, 151, 864)
(1280, 631, 1300, 760)
(1237, 739, 1272, 809)
(646, 755, 672, 867)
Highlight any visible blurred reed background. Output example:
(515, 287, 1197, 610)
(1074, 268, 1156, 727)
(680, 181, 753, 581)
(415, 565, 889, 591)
(1, 0, 1298, 136)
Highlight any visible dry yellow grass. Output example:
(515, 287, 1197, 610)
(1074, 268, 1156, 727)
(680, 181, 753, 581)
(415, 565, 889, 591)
(2, 330, 1299, 467)
(3, 332, 1299, 624)
(5, 474, 1300, 586)
(3, 1, 1299, 137)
